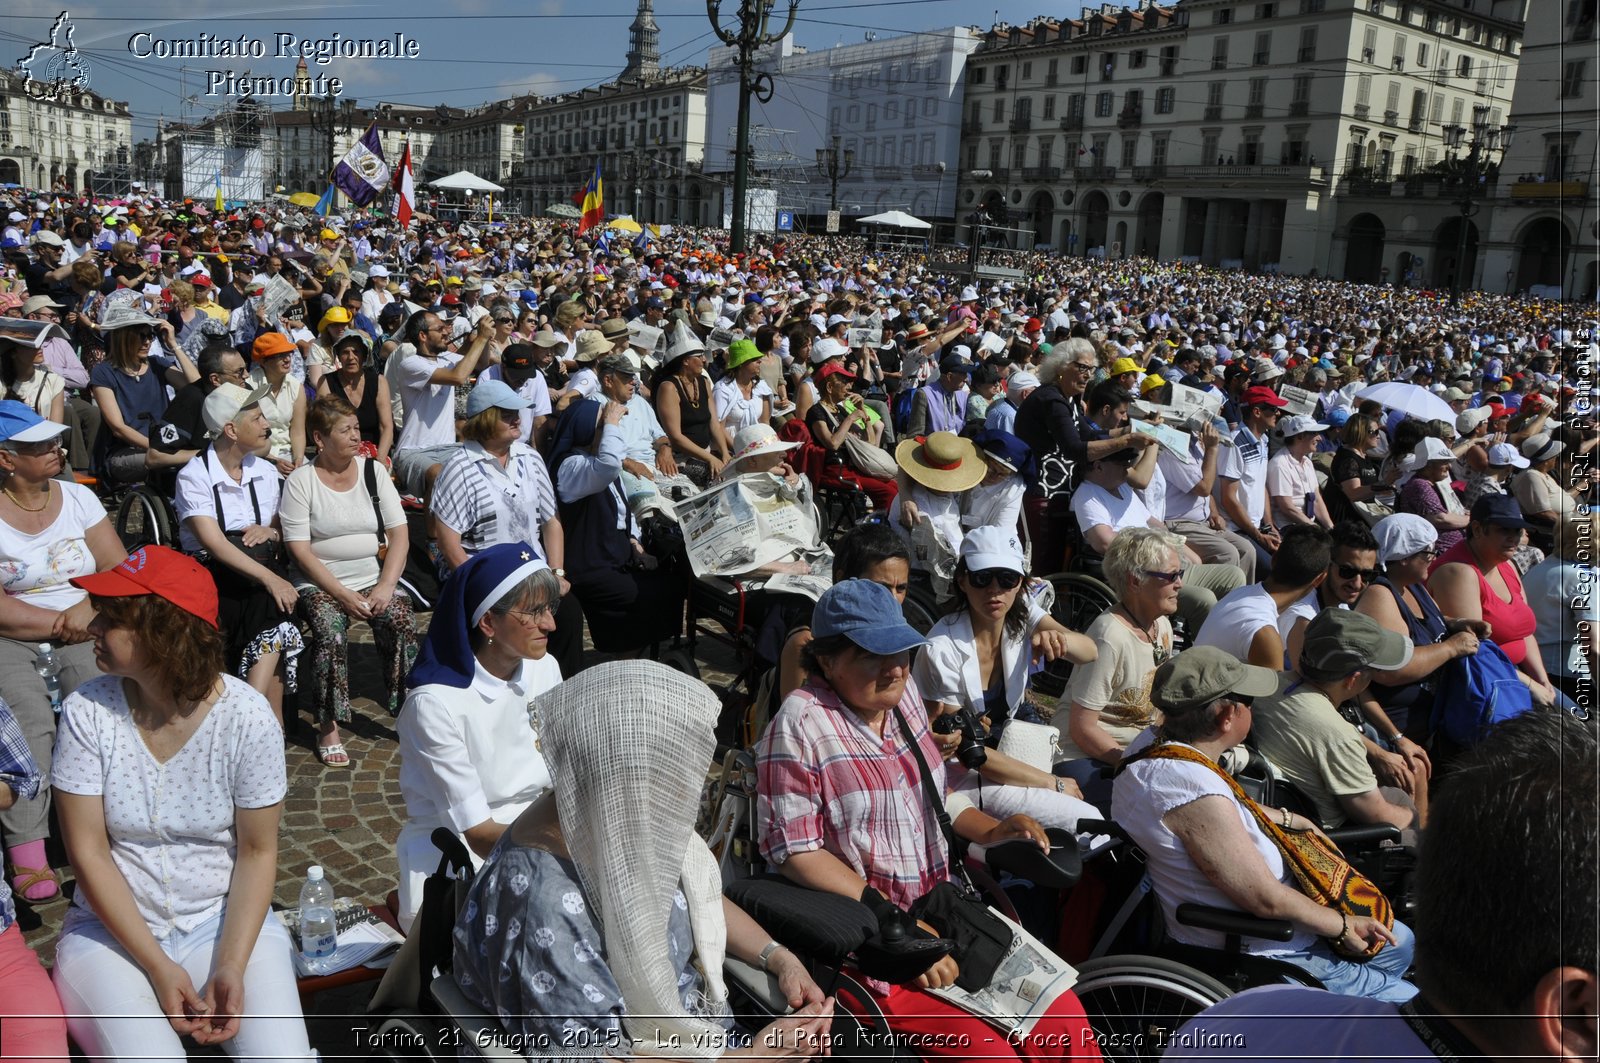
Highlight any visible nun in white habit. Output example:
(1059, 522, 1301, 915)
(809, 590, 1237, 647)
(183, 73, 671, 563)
(452, 661, 834, 1060)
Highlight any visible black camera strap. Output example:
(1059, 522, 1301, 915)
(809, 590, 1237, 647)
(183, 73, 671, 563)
(1397, 997, 1490, 1062)
(892, 705, 979, 897)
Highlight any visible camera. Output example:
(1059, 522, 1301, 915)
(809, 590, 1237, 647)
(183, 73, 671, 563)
(932, 706, 989, 769)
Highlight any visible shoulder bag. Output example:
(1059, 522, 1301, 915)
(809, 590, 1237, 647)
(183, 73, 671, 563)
(1122, 741, 1394, 961)
(841, 433, 898, 482)
(892, 705, 1014, 991)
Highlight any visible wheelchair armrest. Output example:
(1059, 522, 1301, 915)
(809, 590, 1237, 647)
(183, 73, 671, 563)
(724, 875, 877, 966)
(984, 828, 1082, 889)
(724, 954, 787, 1014)
(1174, 903, 1296, 943)
(1326, 824, 1402, 849)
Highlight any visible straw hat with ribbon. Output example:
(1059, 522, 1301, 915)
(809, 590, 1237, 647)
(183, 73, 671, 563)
(894, 431, 986, 492)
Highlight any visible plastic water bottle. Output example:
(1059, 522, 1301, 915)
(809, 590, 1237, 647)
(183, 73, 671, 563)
(33, 644, 63, 714)
(297, 865, 339, 974)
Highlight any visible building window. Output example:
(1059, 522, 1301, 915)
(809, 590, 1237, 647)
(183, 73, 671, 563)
(1120, 136, 1137, 168)
(1160, 46, 1179, 76)
(996, 65, 1010, 90)
(1298, 26, 1318, 62)
(1101, 53, 1116, 80)
(1417, 42, 1429, 67)
(1249, 77, 1267, 106)
(1300, 0, 1325, 11)
(1129, 49, 1147, 68)
(972, 66, 986, 84)
(1152, 133, 1169, 165)
(1254, 33, 1271, 65)
(1457, 54, 1472, 77)
(1012, 142, 1026, 169)
(1561, 60, 1586, 97)
(1213, 7, 1234, 24)
(1212, 36, 1230, 69)
(1362, 25, 1378, 62)
(1047, 58, 1059, 83)
(1068, 94, 1085, 119)
(1038, 136, 1053, 166)
(1096, 91, 1114, 116)
(1044, 94, 1057, 119)
(1208, 81, 1226, 107)
(1155, 87, 1176, 113)
(1293, 73, 1313, 105)
(1241, 130, 1262, 164)
(988, 140, 1002, 169)
(1202, 131, 1221, 162)
(1256, 2, 1277, 17)
(992, 99, 1004, 122)
(1022, 61, 1032, 80)
(1071, 56, 1087, 74)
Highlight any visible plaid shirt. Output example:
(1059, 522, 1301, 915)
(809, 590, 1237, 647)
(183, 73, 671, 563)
(0, 698, 41, 935)
(756, 677, 950, 914)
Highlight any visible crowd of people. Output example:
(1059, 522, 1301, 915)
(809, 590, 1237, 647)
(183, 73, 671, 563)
(0, 186, 1594, 1060)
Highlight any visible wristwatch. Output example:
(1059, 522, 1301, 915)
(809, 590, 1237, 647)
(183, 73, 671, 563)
(758, 940, 784, 971)
(553, 567, 566, 579)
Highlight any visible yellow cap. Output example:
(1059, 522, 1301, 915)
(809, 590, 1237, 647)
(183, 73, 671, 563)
(320, 228, 338, 240)
(317, 307, 352, 332)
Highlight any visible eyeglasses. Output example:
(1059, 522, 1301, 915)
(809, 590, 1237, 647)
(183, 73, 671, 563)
(493, 317, 514, 325)
(9, 439, 60, 457)
(1336, 563, 1380, 582)
(1141, 569, 1184, 584)
(1070, 361, 1098, 372)
(129, 329, 155, 344)
(967, 569, 1023, 590)
(1405, 547, 1441, 562)
(506, 601, 557, 624)
(217, 367, 249, 381)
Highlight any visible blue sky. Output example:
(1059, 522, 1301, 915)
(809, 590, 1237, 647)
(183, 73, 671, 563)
(6, 0, 1097, 140)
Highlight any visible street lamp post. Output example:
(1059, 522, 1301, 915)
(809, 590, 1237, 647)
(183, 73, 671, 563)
(815, 134, 854, 214)
(707, 0, 798, 254)
(1441, 104, 1516, 303)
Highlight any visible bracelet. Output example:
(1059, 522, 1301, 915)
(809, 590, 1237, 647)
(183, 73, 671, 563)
(1054, 778, 1065, 794)
(1328, 911, 1350, 945)
(758, 940, 784, 972)
(1280, 806, 1291, 829)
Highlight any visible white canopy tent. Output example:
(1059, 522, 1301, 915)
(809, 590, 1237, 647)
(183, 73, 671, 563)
(857, 209, 931, 230)
(428, 171, 505, 193)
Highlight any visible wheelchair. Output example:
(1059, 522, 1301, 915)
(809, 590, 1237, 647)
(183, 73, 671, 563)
(110, 481, 179, 551)
(1030, 522, 1118, 699)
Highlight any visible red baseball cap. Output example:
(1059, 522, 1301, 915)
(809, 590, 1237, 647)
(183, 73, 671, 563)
(1241, 385, 1289, 408)
(816, 362, 857, 381)
(71, 545, 219, 628)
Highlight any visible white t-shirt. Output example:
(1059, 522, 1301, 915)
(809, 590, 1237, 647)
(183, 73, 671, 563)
(278, 458, 407, 592)
(0, 482, 107, 612)
(1158, 445, 1211, 523)
(1111, 733, 1314, 954)
(1266, 451, 1320, 520)
(1192, 584, 1281, 662)
(396, 349, 464, 451)
(1070, 479, 1155, 540)
(52, 674, 286, 938)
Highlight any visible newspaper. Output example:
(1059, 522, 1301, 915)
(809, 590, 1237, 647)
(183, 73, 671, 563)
(627, 318, 663, 355)
(276, 897, 404, 977)
(1278, 384, 1321, 416)
(761, 547, 835, 602)
(261, 274, 302, 328)
(1131, 418, 1194, 461)
(845, 326, 883, 349)
(908, 517, 959, 601)
(677, 473, 821, 580)
(0, 319, 70, 349)
(1169, 381, 1223, 417)
(927, 911, 1080, 1039)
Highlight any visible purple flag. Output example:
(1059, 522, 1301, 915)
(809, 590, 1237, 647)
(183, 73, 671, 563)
(332, 121, 390, 207)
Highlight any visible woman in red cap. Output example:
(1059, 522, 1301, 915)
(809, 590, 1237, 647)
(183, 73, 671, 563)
(50, 546, 314, 1061)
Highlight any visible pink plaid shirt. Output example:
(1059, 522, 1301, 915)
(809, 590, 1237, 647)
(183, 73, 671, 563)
(756, 677, 951, 912)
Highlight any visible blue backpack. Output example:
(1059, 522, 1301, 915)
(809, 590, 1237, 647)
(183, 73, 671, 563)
(1431, 639, 1535, 747)
(892, 386, 920, 435)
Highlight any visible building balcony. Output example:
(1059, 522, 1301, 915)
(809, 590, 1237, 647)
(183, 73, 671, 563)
(1383, 109, 1400, 126)
(1060, 115, 1084, 131)
(962, 119, 983, 134)
(1132, 164, 1169, 180)
(1290, 100, 1310, 117)
(1021, 166, 1063, 182)
(1244, 103, 1264, 119)
(1168, 163, 1327, 184)
(874, 164, 903, 179)
(1117, 110, 1142, 128)
(1353, 104, 1369, 120)
(1010, 115, 1032, 132)
(1076, 164, 1118, 181)
(1203, 105, 1223, 121)
(1509, 179, 1589, 200)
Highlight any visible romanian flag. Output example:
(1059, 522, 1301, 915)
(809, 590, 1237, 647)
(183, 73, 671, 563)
(576, 163, 603, 236)
(392, 139, 416, 229)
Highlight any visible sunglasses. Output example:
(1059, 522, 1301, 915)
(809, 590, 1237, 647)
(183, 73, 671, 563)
(1336, 563, 1380, 582)
(1142, 569, 1184, 584)
(967, 569, 1022, 590)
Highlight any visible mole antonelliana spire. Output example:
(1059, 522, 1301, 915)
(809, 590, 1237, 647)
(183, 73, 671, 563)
(621, 0, 661, 81)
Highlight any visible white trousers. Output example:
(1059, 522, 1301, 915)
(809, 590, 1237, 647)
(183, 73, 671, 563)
(953, 772, 1101, 830)
(53, 906, 316, 1063)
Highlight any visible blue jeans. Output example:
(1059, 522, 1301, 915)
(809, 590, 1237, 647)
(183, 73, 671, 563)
(1276, 918, 1417, 1003)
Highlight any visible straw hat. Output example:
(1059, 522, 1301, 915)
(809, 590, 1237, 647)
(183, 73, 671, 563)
(575, 330, 612, 363)
(726, 423, 800, 471)
(894, 431, 986, 492)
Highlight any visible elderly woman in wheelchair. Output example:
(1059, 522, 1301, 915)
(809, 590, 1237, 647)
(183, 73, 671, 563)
(1110, 646, 1417, 1004)
(757, 579, 1104, 1060)
(453, 661, 834, 1060)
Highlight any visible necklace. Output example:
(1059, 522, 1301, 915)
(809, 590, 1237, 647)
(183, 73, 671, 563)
(3, 480, 49, 512)
(681, 375, 701, 408)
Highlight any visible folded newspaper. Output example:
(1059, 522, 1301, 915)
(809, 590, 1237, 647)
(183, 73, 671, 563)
(677, 473, 826, 582)
(276, 897, 404, 977)
(927, 911, 1080, 1039)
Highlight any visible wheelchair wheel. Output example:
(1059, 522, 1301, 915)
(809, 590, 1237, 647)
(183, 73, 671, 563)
(1032, 572, 1118, 697)
(656, 645, 702, 680)
(901, 584, 939, 635)
(114, 486, 175, 551)
(1073, 954, 1232, 1062)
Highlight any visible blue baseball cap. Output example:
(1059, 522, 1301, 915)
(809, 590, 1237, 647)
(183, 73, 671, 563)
(465, 379, 532, 418)
(0, 399, 70, 445)
(811, 579, 926, 656)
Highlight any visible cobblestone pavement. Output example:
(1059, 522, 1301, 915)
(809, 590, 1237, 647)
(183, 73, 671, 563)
(20, 612, 741, 1059)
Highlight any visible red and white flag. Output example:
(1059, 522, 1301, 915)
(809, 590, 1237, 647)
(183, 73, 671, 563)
(392, 140, 416, 229)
